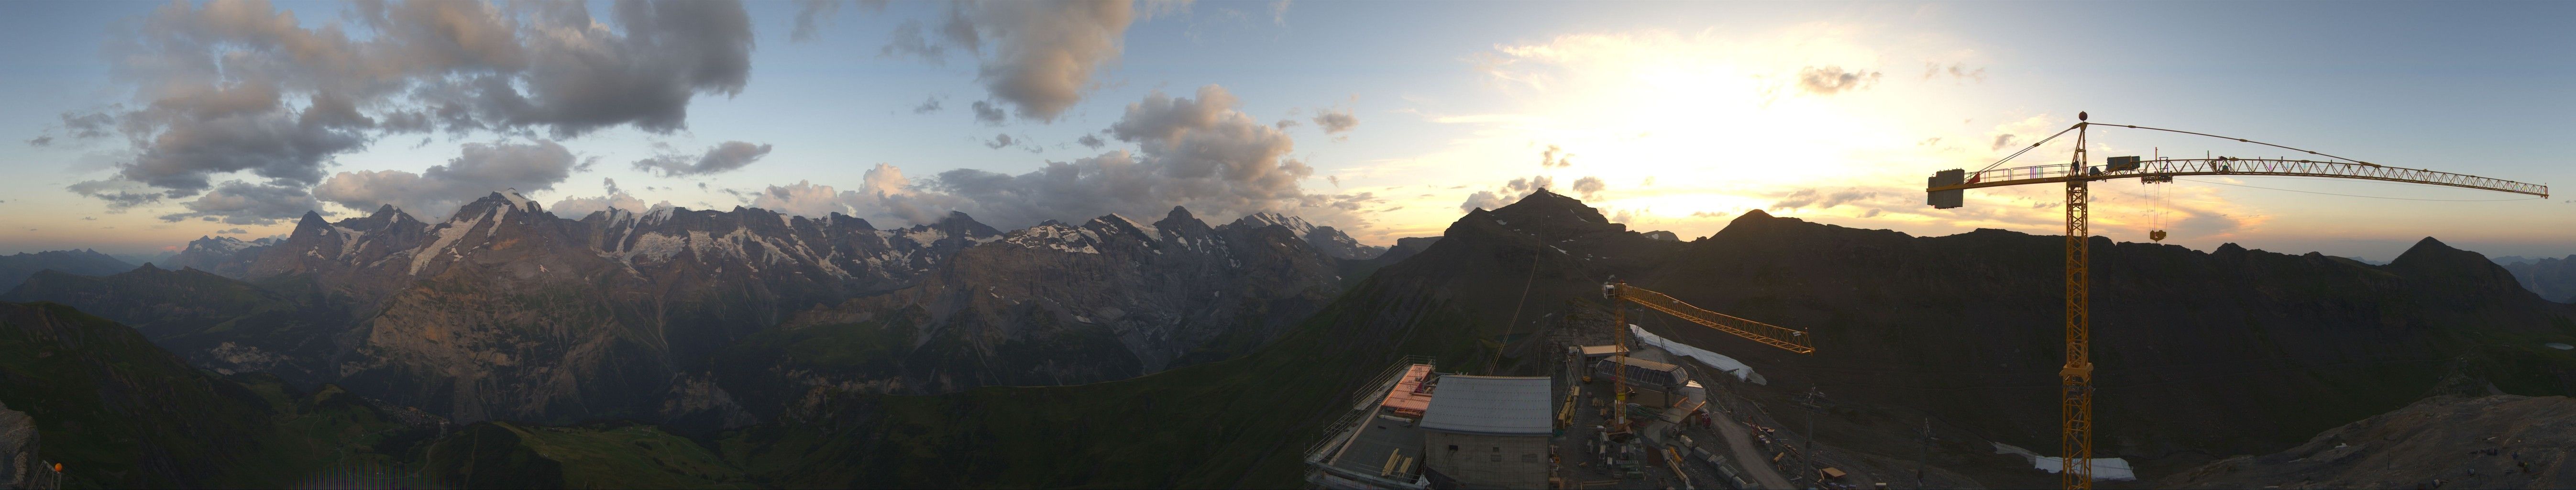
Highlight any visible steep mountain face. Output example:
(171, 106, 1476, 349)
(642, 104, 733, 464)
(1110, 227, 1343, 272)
(1235, 211, 1388, 259)
(50, 189, 1383, 425)
(2504, 255, 2576, 302)
(162, 235, 277, 278)
(0, 265, 352, 386)
(709, 207, 1348, 415)
(1624, 212, 2576, 466)
(2160, 394, 2576, 489)
(0, 249, 132, 290)
(0, 302, 430, 489)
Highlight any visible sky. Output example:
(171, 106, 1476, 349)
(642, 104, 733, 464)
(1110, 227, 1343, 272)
(2, 0, 2571, 262)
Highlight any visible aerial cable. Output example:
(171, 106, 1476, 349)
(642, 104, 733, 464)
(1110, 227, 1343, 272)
(2089, 122, 2377, 166)
(2181, 178, 2548, 201)
(1975, 123, 2085, 175)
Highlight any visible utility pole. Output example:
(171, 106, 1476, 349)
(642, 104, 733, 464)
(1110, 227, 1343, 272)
(1799, 386, 1825, 482)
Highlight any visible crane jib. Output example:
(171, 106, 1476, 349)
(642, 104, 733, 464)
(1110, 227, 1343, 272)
(1925, 158, 2548, 201)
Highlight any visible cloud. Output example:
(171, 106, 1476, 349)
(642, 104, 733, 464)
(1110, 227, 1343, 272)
(549, 178, 652, 218)
(1458, 175, 1556, 212)
(55, 0, 755, 219)
(971, 100, 1007, 123)
(880, 20, 948, 62)
(1326, 175, 1339, 188)
(912, 97, 945, 114)
(157, 180, 330, 225)
(749, 85, 1365, 230)
(1921, 62, 1986, 82)
(1540, 145, 1572, 168)
(1310, 107, 1358, 134)
(313, 140, 588, 219)
(929, 1, 1137, 122)
(983, 133, 1018, 149)
(1076, 134, 1106, 149)
(632, 141, 773, 177)
(791, 0, 846, 43)
(1770, 188, 1880, 210)
(1795, 66, 1882, 95)
(66, 178, 165, 210)
(1275, 119, 1299, 129)
(1689, 211, 1730, 218)
(1572, 176, 1606, 199)
(217, 228, 249, 234)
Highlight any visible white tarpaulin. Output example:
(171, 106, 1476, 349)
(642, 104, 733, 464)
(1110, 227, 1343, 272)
(1630, 324, 1766, 385)
(1992, 442, 2138, 481)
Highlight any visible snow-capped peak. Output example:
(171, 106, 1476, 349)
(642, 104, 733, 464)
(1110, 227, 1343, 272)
(1231, 212, 1316, 239)
(498, 188, 539, 213)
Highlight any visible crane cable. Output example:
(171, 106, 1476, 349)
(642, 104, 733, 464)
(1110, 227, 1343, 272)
(1974, 123, 2085, 175)
(1489, 232, 1547, 375)
(2088, 122, 2377, 167)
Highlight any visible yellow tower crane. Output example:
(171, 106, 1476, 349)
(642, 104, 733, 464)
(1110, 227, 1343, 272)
(1925, 112, 2551, 490)
(1599, 280, 1813, 430)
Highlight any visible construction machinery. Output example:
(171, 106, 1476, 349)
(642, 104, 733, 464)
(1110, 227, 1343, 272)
(1925, 112, 2551, 490)
(1599, 279, 1814, 429)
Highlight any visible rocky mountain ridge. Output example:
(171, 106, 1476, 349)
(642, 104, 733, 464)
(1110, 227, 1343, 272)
(9, 189, 1387, 424)
(704, 206, 1351, 419)
(162, 235, 277, 278)
(0, 249, 132, 290)
(2502, 255, 2576, 303)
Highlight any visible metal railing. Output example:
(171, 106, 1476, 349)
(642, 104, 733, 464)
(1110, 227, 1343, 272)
(1940, 158, 2549, 197)
(1619, 287, 1815, 354)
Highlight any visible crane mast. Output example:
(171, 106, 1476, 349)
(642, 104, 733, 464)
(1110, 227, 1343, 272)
(2059, 119, 2093, 489)
(1926, 113, 2547, 490)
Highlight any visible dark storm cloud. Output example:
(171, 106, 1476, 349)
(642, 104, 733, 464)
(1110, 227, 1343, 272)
(632, 141, 773, 178)
(60, 0, 757, 223)
(1796, 66, 1882, 95)
(313, 140, 588, 219)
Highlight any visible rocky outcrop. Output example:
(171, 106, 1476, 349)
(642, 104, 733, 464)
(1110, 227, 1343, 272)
(2160, 395, 2576, 489)
(0, 401, 32, 490)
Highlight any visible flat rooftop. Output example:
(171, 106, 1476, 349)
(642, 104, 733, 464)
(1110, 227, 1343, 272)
(1419, 376, 1554, 436)
(1319, 407, 1428, 486)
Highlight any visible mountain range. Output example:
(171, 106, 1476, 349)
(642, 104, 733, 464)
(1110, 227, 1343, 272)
(5, 190, 1382, 426)
(0, 249, 130, 291)
(2, 188, 2570, 488)
(2500, 255, 2576, 303)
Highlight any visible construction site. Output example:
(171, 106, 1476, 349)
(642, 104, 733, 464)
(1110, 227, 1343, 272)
(1305, 115, 2560, 490)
